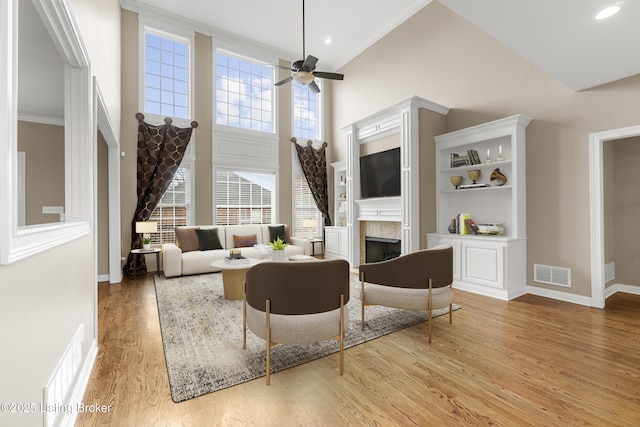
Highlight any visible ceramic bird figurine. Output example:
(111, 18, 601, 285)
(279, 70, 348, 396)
(490, 168, 507, 186)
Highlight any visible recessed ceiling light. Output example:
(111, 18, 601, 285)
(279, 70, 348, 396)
(324, 36, 332, 45)
(595, 5, 620, 20)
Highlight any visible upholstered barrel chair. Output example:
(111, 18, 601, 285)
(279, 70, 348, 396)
(243, 259, 350, 384)
(359, 245, 454, 343)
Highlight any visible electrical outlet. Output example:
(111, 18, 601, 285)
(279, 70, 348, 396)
(42, 206, 64, 214)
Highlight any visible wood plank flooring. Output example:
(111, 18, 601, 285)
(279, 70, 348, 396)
(77, 274, 640, 426)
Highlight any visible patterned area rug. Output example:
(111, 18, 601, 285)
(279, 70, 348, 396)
(154, 272, 461, 402)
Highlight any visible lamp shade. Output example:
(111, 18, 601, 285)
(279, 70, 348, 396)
(303, 218, 318, 228)
(136, 221, 158, 234)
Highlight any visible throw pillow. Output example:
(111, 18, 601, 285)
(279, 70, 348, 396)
(195, 228, 223, 251)
(268, 225, 287, 243)
(233, 234, 258, 248)
(175, 227, 200, 252)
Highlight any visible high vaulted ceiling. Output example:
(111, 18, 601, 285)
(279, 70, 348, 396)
(129, 0, 640, 91)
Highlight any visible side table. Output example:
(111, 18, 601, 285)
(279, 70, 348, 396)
(309, 238, 324, 257)
(131, 248, 162, 278)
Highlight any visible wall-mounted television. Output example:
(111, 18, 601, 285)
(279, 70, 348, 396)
(359, 147, 401, 199)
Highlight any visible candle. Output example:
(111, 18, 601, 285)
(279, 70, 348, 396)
(487, 148, 490, 157)
(499, 145, 503, 155)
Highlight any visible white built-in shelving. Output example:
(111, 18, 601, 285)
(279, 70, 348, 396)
(427, 114, 531, 300)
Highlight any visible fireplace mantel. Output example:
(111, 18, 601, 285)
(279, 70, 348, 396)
(341, 96, 449, 266)
(355, 197, 401, 222)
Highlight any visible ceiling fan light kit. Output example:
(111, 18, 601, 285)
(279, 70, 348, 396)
(274, 0, 344, 93)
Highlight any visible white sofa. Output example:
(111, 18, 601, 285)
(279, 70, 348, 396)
(162, 224, 307, 277)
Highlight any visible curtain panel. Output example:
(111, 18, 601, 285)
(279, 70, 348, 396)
(292, 138, 331, 226)
(123, 113, 198, 276)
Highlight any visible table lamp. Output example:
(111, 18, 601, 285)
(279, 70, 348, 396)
(136, 221, 158, 249)
(303, 218, 318, 240)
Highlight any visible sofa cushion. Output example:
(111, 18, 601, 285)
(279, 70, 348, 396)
(175, 227, 200, 253)
(196, 228, 223, 250)
(233, 234, 258, 248)
(268, 225, 287, 243)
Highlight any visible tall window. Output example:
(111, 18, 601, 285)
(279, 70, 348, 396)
(293, 175, 322, 237)
(293, 81, 320, 140)
(215, 52, 274, 132)
(149, 166, 191, 244)
(292, 82, 322, 236)
(142, 26, 194, 245)
(144, 29, 190, 119)
(215, 170, 274, 225)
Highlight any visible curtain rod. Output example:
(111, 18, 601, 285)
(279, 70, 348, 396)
(136, 112, 198, 128)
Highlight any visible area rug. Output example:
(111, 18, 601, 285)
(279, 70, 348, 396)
(154, 272, 461, 402)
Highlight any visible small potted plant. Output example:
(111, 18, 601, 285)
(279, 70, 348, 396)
(142, 236, 152, 250)
(269, 237, 287, 261)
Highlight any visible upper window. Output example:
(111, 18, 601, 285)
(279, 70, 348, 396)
(144, 29, 190, 119)
(215, 51, 274, 132)
(293, 81, 320, 140)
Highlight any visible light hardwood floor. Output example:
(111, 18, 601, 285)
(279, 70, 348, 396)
(77, 273, 640, 426)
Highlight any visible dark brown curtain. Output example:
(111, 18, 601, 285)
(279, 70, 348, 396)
(123, 113, 198, 276)
(292, 138, 331, 226)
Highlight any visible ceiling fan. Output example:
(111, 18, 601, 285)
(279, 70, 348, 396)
(274, 0, 344, 93)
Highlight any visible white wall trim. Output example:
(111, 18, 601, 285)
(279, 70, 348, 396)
(95, 80, 122, 284)
(605, 283, 640, 299)
(526, 285, 593, 307)
(589, 124, 640, 308)
(56, 338, 98, 427)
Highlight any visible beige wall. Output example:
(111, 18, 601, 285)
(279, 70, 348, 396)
(331, 1, 640, 297)
(97, 132, 109, 276)
(69, 0, 122, 135)
(17, 121, 65, 225)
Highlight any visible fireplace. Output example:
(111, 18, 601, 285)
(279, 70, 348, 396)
(365, 236, 401, 263)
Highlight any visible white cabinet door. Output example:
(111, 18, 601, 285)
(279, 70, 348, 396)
(338, 229, 349, 258)
(461, 242, 504, 289)
(325, 227, 339, 257)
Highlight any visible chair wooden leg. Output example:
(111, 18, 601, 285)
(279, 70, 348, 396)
(449, 302, 453, 324)
(242, 284, 247, 350)
(428, 278, 433, 344)
(360, 274, 365, 331)
(340, 294, 345, 376)
(266, 299, 271, 385)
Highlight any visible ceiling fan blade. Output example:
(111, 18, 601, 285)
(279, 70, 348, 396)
(308, 80, 320, 93)
(274, 76, 294, 86)
(314, 71, 344, 81)
(301, 55, 318, 71)
(269, 63, 294, 71)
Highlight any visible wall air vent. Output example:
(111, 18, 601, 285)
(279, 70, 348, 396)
(534, 264, 571, 287)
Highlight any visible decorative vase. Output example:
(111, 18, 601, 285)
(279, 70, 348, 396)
(468, 169, 481, 184)
(450, 175, 463, 189)
(448, 218, 457, 234)
(272, 250, 285, 261)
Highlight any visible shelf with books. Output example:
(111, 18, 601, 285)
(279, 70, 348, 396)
(428, 114, 531, 301)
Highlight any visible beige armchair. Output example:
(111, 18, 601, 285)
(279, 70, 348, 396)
(243, 259, 350, 384)
(359, 246, 454, 343)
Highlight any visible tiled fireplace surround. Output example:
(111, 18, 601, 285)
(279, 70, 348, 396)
(359, 221, 402, 264)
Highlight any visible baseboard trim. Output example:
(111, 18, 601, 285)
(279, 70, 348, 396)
(525, 285, 592, 306)
(58, 338, 98, 427)
(605, 283, 640, 299)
